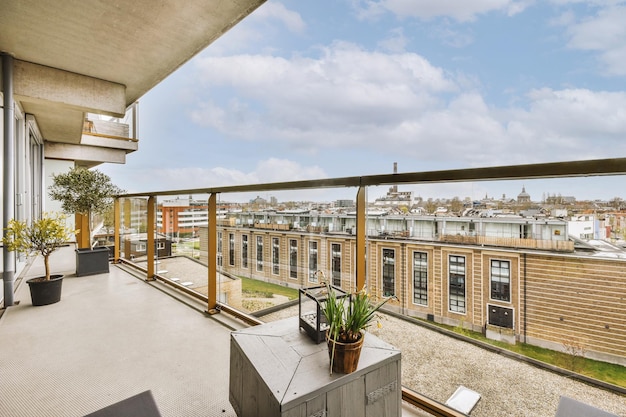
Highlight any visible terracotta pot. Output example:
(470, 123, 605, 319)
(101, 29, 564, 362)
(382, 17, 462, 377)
(326, 331, 364, 374)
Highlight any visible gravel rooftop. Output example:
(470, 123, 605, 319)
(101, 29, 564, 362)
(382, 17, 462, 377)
(262, 306, 626, 417)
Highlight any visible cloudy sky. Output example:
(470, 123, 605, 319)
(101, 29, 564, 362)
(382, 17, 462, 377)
(101, 0, 626, 203)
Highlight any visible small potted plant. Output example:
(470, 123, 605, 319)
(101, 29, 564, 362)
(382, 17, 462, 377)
(2, 213, 76, 306)
(322, 283, 396, 374)
(48, 167, 124, 276)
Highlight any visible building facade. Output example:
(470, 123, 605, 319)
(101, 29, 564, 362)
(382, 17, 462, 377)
(158, 199, 209, 239)
(200, 212, 626, 366)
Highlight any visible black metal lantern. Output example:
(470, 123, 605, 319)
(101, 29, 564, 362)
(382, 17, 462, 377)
(299, 284, 349, 344)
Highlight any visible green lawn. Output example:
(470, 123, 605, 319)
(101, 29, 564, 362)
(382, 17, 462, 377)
(239, 276, 299, 300)
(424, 319, 626, 388)
(173, 240, 200, 251)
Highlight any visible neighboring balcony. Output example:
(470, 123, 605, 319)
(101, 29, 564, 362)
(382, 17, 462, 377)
(45, 106, 139, 168)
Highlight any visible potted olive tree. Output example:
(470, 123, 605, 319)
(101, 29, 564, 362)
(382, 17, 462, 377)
(49, 167, 124, 276)
(2, 213, 76, 306)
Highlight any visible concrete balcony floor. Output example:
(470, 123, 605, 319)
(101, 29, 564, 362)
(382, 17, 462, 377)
(0, 246, 238, 417)
(0, 247, 427, 417)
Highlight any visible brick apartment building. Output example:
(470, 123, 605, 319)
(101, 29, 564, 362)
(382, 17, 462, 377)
(199, 213, 626, 367)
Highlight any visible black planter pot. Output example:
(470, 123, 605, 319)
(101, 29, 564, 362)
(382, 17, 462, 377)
(76, 247, 110, 277)
(26, 275, 64, 306)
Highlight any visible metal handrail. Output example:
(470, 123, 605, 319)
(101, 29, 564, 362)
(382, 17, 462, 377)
(118, 157, 626, 198)
(401, 387, 468, 417)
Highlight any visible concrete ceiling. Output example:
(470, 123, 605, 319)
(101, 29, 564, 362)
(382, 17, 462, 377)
(0, 0, 265, 146)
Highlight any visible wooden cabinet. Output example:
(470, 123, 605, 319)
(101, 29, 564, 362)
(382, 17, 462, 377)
(229, 317, 401, 417)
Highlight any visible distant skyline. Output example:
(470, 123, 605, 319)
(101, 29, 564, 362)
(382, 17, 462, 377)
(100, 0, 626, 202)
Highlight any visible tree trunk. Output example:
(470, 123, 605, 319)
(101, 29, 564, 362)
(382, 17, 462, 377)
(44, 254, 51, 280)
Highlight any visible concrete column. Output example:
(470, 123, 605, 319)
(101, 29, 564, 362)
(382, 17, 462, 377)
(2, 53, 16, 307)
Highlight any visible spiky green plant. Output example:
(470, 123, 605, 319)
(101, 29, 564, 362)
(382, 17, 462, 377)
(323, 284, 394, 344)
(2, 213, 76, 280)
(322, 283, 396, 374)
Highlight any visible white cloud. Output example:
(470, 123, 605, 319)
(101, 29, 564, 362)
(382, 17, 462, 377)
(189, 42, 626, 170)
(562, 4, 626, 75)
(253, 2, 306, 34)
(254, 158, 327, 183)
(198, 2, 305, 56)
(193, 42, 458, 143)
(548, 0, 624, 5)
(432, 25, 475, 48)
(378, 27, 409, 53)
(106, 159, 327, 197)
(355, 0, 531, 22)
(503, 88, 626, 161)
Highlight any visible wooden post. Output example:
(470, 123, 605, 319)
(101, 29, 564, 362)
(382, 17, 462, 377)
(147, 196, 155, 281)
(208, 193, 218, 313)
(356, 186, 366, 291)
(75, 213, 90, 249)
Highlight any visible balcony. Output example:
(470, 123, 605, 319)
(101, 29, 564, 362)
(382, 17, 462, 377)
(0, 245, 444, 416)
(3, 174, 626, 416)
(81, 115, 138, 155)
(44, 109, 139, 168)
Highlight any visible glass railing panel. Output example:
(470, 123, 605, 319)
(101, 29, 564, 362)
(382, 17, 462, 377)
(211, 188, 362, 319)
(118, 197, 150, 266)
(148, 194, 206, 297)
(84, 108, 134, 139)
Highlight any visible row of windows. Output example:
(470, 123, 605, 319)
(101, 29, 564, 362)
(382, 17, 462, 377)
(134, 242, 166, 252)
(381, 251, 511, 313)
(218, 233, 512, 312)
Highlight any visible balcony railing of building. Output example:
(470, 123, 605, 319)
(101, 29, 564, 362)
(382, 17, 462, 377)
(111, 157, 626, 416)
(81, 104, 139, 156)
(84, 103, 138, 140)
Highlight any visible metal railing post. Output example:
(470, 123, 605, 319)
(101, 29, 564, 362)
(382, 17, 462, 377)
(208, 193, 218, 313)
(114, 198, 120, 263)
(147, 196, 155, 281)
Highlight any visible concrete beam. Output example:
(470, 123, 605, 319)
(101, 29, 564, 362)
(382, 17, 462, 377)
(21, 102, 84, 143)
(45, 141, 127, 165)
(14, 59, 126, 117)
